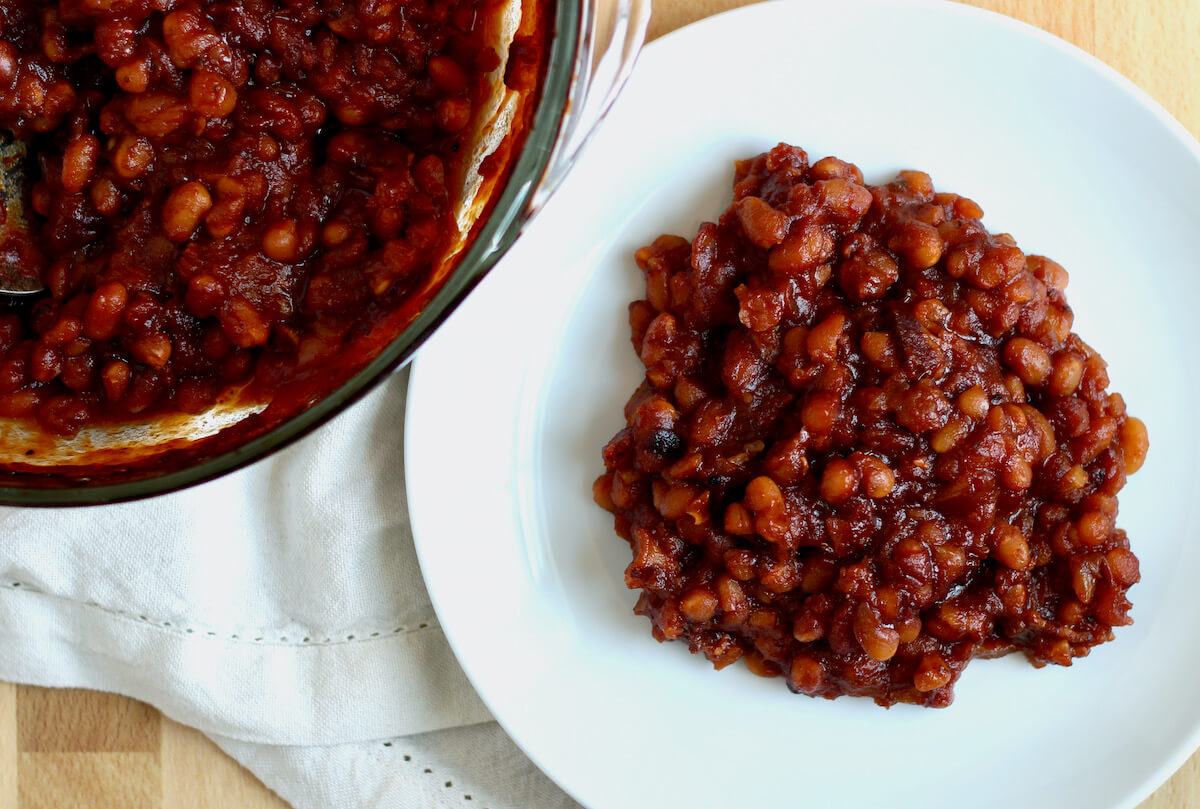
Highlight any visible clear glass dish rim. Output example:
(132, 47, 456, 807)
(0, 0, 582, 507)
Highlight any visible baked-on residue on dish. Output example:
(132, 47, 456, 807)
(593, 144, 1148, 707)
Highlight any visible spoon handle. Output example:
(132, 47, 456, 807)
(0, 132, 45, 295)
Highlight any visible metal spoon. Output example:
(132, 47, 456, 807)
(0, 132, 45, 296)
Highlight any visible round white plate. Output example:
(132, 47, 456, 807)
(406, 2, 1200, 807)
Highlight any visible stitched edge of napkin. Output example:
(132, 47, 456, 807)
(0, 583, 493, 745)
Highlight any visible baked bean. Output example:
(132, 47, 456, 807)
(60, 354, 95, 391)
(100, 360, 131, 402)
(184, 275, 225, 318)
(858, 456, 895, 498)
(957, 385, 989, 420)
(888, 221, 944, 269)
(801, 392, 839, 434)
(652, 482, 695, 521)
(1028, 255, 1069, 291)
(1120, 417, 1149, 474)
(819, 459, 859, 504)
(896, 616, 922, 644)
(190, 71, 238, 118)
(90, 178, 122, 215)
(1072, 555, 1101, 604)
(768, 219, 834, 274)
(715, 576, 749, 616)
(0, 390, 42, 418)
(1003, 337, 1052, 385)
(724, 502, 754, 535)
(810, 156, 862, 182)
(737, 286, 783, 332)
(992, 523, 1031, 570)
(914, 655, 951, 692)
(789, 655, 824, 693)
(1106, 548, 1140, 587)
(954, 196, 984, 219)
(736, 197, 790, 248)
(262, 220, 301, 262)
(723, 549, 757, 582)
(592, 474, 615, 512)
(427, 55, 469, 94)
(680, 589, 719, 623)
(964, 244, 1022, 290)
(806, 313, 844, 362)
(82, 282, 128, 340)
(816, 178, 873, 224)
(860, 331, 898, 371)
(31, 343, 62, 383)
(839, 249, 898, 301)
(1060, 464, 1089, 493)
(915, 203, 945, 226)
(130, 334, 172, 369)
(115, 58, 150, 93)
(744, 475, 785, 513)
(896, 170, 934, 198)
(853, 603, 900, 661)
(1077, 511, 1113, 546)
(1047, 351, 1084, 396)
(61, 134, 99, 194)
(933, 545, 967, 585)
(112, 135, 154, 179)
(435, 97, 471, 132)
(930, 418, 970, 454)
(124, 91, 190, 136)
(1003, 373, 1026, 401)
(1001, 457, 1033, 491)
(42, 316, 82, 347)
(0, 0, 523, 432)
(220, 298, 271, 348)
(913, 298, 950, 332)
(896, 381, 951, 433)
(792, 604, 830, 643)
(162, 181, 213, 242)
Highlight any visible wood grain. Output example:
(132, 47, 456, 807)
(0, 684, 15, 808)
(0, 1, 1196, 807)
(18, 688, 159, 754)
(1, 686, 289, 809)
(18, 753, 158, 809)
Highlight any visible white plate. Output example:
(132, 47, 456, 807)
(406, 2, 1200, 807)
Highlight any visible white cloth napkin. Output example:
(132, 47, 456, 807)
(0, 368, 579, 809)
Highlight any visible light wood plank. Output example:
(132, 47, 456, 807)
(965, 0, 1096, 51)
(18, 752, 157, 809)
(160, 719, 289, 809)
(1142, 753, 1200, 809)
(17, 687, 159, 754)
(647, 0, 752, 41)
(1093, 0, 1200, 139)
(0, 684, 15, 809)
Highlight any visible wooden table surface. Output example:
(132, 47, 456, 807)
(1, 0, 1197, 807)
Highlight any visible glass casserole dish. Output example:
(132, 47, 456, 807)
(0, 0, 650, 505)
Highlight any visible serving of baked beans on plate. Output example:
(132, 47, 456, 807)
(595, 143, 1147, 707)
